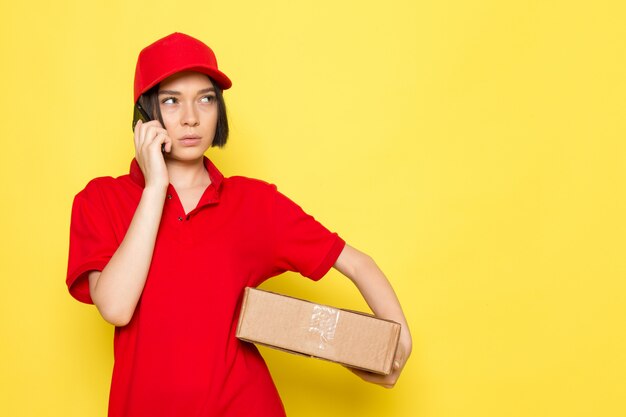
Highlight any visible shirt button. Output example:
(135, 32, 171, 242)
(177, 216, 183, 221)
(167, 194, 173, 199)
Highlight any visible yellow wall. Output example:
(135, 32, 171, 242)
(1, 1, 625, 416)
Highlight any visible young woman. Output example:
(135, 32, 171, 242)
(67, 32, 411, 417)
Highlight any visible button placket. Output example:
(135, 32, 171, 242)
(180, 213, 193, 245)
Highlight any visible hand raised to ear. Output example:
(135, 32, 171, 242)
(133, 119, 171, 189)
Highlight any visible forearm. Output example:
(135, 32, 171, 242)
(358, 260, 406, 325)
(89, 185, 167, 326)
(335, 245, 411, 336)
(334, 244, 412, 387)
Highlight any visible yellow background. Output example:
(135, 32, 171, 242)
(1, 1, 625, 416)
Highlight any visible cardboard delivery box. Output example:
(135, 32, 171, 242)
(236, 287, 401, 375)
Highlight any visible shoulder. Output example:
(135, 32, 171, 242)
(219, 176, 287, 212)
(73, 174, 136, 205)
(222, 175, 309, 217)
(223, 175, 278, 195)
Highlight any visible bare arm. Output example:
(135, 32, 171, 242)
(88, 186, 166, 326)
(333, 244, 412, 388)
(88, 120, 172, 326)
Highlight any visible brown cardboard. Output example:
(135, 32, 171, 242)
(236, 287, 401, 375)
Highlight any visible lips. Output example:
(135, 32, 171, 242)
(178, 134, 202, 146)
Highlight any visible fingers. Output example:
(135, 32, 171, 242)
(134, 120, 170, 157)
(344, 327, 411, 389)
(132, 120, 170, 188)
(143, 132, 168, 154)
(345, 365, 400, 389)
(344, 338, 410, 389)
(163, 135, 172, 153)
(391, 332, 411, 372)
(133, 120, 142, 150)
(137, 121, 166, 147)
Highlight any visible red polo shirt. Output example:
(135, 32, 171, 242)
(66, 157, 345, 417)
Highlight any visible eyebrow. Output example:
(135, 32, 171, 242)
(158, 87, 216, 95)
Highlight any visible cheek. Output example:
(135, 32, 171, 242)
(159, 111, 177, 132)
(202, 109, 219, 127)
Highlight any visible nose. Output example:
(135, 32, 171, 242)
(180, 102, 199, 127)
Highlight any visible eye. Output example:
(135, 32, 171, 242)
(161, 97, 177, 105)
(200, 95, 217, 103)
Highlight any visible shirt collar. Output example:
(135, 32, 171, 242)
(129, 156, 224, 192)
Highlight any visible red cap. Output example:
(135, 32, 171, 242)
(133, 32, 232, 103)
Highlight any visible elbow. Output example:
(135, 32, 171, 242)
(96, 303, 135, 327)
(89, 276, 136, 327)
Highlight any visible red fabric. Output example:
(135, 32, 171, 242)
(134, 32, 232, 103)
(66, 157, 345, 417)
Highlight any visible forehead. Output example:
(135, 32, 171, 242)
(158, 71, 214, 91)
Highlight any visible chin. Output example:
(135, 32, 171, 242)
(167, 148, 208, 162)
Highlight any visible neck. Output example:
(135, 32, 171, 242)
(165, 156, 211, 190)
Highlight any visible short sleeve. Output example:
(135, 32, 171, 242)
(271, 187, 345, 280)
(66, 181, 118, 304)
